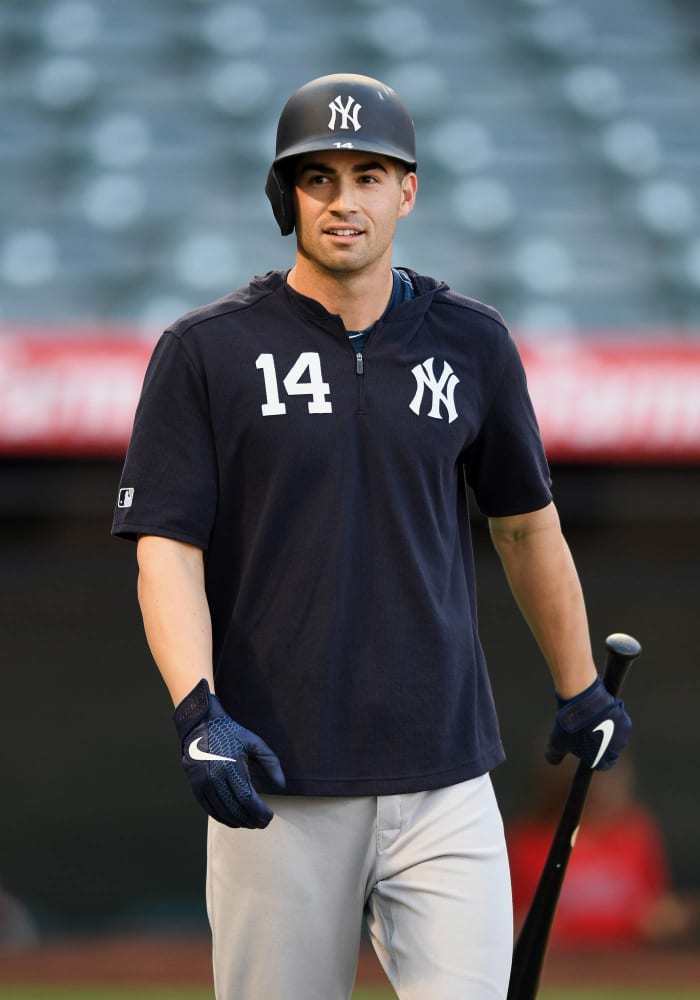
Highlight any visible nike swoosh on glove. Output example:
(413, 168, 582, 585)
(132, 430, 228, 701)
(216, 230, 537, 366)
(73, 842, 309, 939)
(173, 679, 285, 828)
(545, 676, 631, 770)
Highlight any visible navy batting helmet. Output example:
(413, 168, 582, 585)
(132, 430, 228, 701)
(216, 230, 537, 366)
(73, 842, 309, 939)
(265, 73, 417, 235)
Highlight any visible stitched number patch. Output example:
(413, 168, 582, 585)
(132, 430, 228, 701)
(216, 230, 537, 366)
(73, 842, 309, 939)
(256, 353, 333, 415)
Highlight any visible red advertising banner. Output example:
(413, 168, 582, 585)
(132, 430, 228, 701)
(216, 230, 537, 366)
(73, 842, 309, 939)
(519, 339, 700, 462)
(0, 331, 154, 458)
(0, 331, 699, 461)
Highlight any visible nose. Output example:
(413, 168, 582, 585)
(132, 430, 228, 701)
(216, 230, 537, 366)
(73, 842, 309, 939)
(328, 176, 358, 215)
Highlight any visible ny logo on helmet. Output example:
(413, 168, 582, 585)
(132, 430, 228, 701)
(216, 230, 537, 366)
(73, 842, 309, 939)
(409, 358, 460, 424)
(328, 95, 362, 132)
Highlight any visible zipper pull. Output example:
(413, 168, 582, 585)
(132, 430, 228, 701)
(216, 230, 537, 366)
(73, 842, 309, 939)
(356, 352, 364, 375)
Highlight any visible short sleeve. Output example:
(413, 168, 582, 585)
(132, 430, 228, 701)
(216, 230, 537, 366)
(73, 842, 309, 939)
(111, 332, 218, 547)
(464, 332, 552, 517)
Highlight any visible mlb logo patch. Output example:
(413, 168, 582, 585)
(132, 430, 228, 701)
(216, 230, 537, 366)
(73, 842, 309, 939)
(118, 487, 135, 508)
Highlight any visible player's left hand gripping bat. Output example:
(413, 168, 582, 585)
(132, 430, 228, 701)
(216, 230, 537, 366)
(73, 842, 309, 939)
(506, 632, 642, 1000)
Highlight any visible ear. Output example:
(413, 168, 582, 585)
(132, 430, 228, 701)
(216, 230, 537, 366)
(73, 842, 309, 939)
(398, 171, 418, 219)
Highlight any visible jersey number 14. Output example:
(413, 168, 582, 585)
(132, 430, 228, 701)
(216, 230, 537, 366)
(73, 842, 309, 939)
(256, 352, 333, 415)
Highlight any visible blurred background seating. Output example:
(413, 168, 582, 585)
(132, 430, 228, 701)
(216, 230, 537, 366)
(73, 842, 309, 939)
(1, 0, 699, 333)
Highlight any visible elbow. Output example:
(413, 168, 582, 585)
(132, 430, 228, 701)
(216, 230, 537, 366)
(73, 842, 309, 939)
(488, 502, 559, 547)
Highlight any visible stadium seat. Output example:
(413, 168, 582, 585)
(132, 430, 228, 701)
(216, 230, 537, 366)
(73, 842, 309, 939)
(0, 0, 698, 330)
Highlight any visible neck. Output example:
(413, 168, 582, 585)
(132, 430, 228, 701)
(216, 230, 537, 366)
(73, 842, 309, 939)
(287, 259, 394, 331)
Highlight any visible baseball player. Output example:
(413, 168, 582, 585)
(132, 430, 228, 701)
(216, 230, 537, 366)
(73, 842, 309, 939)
(112, 74, 631, 1000)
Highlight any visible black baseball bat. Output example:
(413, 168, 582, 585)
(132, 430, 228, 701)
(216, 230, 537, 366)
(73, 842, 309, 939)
(506, 632, 642, 1000)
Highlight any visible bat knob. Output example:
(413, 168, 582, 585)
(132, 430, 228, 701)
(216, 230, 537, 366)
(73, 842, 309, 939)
(605, 633, 642, 658)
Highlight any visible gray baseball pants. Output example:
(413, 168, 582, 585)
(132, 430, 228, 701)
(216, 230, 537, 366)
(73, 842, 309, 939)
(207, 774, 512, 999)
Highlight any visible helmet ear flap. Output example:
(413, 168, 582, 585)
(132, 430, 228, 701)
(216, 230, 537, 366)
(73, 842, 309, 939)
(265, 165, 294, 236)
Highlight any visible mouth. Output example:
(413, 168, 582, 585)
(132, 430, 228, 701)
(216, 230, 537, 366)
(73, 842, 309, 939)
(324, 227, 364, 239)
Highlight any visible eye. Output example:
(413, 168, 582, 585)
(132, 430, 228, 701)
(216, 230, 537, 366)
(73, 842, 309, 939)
(310, 171, 339, 186)
(297, 172, 331, 188)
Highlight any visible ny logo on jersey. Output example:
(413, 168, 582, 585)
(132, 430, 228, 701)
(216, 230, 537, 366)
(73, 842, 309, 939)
(328, 95, 363, 132)
(409, 358, 460, 424)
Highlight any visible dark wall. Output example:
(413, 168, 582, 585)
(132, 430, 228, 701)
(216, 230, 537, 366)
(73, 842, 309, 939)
(1, 460, 698, 934)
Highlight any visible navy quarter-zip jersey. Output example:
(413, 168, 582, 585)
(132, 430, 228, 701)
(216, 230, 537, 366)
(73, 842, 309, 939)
(113, 269, 552, 795)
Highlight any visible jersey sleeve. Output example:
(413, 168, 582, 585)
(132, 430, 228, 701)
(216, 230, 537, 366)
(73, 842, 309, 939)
(464, 331, 552, 517)
(111, 331, 218, 547)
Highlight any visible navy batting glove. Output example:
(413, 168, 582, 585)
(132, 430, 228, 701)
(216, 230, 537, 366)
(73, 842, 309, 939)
(545, 676, 631, 770)
(173, 679, 285, 829)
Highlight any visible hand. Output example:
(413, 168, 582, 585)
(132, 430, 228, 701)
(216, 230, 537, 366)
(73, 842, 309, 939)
(545, 676, 631, 770)
(173, 679, 285, 828)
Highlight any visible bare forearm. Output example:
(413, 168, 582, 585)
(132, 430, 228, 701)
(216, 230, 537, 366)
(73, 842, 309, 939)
(136, 535, 214, 705)
(489, 503, 597, 698)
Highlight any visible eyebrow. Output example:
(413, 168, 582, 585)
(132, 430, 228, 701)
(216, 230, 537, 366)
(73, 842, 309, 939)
(297, 159, 389, 176)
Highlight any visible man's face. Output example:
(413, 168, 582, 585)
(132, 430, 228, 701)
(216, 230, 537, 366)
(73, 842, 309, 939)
(291, 150, 417, 278)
